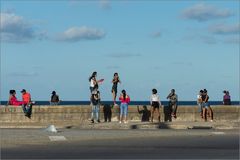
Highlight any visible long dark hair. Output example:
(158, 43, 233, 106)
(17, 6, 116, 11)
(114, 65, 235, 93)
(113, 72, 119, 81)
(122, 90, 126, 100)
(89, 71, 97, 82)
(9, 90, 16, 95)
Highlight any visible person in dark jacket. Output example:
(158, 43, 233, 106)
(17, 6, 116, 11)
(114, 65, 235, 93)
(50, 91, 60, 105)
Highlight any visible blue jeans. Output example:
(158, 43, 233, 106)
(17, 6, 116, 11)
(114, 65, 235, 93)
(120, 103, 128, 116)
(91, 105, 100, 120)
(22, 104, 32, 116)
(202, 102, 209, 108)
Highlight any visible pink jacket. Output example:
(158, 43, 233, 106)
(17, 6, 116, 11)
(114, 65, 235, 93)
(119, 95, 130, 104)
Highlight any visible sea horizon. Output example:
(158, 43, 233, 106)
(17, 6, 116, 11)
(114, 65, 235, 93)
(0, 101, 239, 106)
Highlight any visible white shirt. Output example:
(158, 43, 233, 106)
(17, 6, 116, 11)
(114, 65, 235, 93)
(197, 95, 201, 99)
(150, 94, 161, 105)
(197, 94, 202, 103)
(90, 78, 95, 87)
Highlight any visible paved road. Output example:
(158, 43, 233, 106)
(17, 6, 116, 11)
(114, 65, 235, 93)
(1, 129, 239, 159)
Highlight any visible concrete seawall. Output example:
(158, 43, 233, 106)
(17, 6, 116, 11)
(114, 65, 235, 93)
(0, 105, 239, 128)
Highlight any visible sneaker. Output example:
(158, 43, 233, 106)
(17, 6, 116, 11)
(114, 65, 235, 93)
(119, 121, 122, 124)
(210, 120, 213, 122)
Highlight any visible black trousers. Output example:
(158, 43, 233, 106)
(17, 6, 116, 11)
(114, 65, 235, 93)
(164, 105, 172, 122)
(22, 104, 32, 116)
(103, 104, 112, 122)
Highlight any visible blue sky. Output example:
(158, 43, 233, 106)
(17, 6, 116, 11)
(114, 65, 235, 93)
(1, 0, 239, 101)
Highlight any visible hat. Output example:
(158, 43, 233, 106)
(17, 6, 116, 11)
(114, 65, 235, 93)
(21, 89, 26, 93)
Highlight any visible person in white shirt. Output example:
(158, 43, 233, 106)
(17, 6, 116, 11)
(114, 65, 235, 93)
(150, 88, 162, 123)
(197, 90, 203, 118)
(89, 71, 98, 93)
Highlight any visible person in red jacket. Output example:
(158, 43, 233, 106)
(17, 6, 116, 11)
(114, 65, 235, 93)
(7, 90, 25, 106)
(21, 89, 34, 118)
(119, 90, 130, 124)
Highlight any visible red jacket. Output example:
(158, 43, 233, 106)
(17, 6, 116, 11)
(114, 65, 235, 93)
(119, 95, 130, 104)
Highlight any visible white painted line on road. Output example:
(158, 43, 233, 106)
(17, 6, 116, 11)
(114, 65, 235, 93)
(49, 136, 67, 141)
(211, 132, 225, 135)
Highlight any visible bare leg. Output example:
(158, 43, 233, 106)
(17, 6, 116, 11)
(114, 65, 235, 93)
(203, 108, 207, 121)
(150, 107, 155, 122)
(112, 91, 116, 104)
(124, 116, 127, 123)
(119, 115, 122, 123)
(156, 108, 160, 122)
(208, 107, 213, 121)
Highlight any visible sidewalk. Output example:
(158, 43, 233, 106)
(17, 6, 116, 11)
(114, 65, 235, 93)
(0, 120, 239, 130)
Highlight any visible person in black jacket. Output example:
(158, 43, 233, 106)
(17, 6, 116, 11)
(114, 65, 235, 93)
(50, 91, 60, 105)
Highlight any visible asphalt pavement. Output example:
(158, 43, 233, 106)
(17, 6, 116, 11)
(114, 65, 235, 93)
(1, 128, 239, 159)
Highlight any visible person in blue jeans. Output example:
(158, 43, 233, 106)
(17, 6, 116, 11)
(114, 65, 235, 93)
(119, 90, 130, 124)
(91, 90, 101, 123)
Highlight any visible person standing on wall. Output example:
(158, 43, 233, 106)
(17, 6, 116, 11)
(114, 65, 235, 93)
(150, 89, 161, 123)
(119, 90, 130, 124)
(112, 72, 121, 106)
(167, 89, 178, 119)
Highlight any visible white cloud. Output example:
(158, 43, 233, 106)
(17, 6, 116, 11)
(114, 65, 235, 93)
(0, 12, 35, 42)
(181, 3, 233, 22)
(56, 26, 106, 42)
(208, 23, 240, 35)
(0, 12, 48, 43)
(100, 0, 111, 10)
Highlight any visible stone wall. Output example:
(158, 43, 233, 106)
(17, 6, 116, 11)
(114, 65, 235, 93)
(0, 105, 239, 126)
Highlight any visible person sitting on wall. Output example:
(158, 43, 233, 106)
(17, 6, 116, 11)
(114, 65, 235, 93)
(50, 91, 60, 105)
(223, 90, 231, 105)
(21, 89, 35, 118)
(7, 90, 25, 106)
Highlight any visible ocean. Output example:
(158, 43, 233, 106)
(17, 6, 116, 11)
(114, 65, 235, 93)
(1, 101, 239, 106)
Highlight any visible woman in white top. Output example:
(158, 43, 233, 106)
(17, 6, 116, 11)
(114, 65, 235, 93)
(150, 88, 161, 123)
(89, 71, 97, 93)
(197, 90, 203, 118)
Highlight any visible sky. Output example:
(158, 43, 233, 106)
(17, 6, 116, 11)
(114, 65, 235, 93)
(0, 0, 239, 101)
